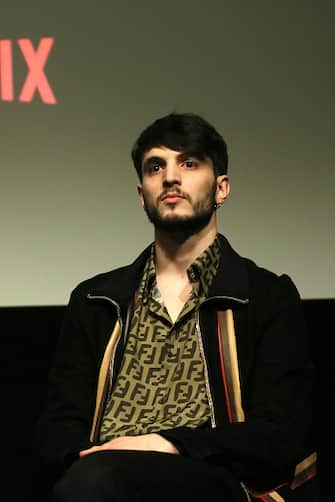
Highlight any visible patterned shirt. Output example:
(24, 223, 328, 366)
(99, 236, 220, 441)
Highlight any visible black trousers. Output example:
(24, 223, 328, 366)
(52, 450, 249, 502)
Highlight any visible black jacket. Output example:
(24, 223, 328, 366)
(36, 234, 316, 493)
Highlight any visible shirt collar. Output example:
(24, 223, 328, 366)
(137, 244, 156, 304)
(187, 235, 220, 297)
(138, 235, 221, 303)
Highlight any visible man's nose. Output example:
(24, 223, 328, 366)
(162, 162, 181, 186)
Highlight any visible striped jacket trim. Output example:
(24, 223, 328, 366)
(217, 310, 317, 502)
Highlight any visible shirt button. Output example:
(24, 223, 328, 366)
(189, 269, 196, 281)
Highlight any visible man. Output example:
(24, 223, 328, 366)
(36, 113, 316, 501)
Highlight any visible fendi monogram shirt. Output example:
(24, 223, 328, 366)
(99, 236, 220, 441)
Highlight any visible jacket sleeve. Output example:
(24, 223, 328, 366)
(34, 287, 99, 472)
(159, 274, 316, 492)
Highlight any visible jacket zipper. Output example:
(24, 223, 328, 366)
(86, 293, 123, 404)
(196, 295, 249, 429)
(87, 293, 249, 435)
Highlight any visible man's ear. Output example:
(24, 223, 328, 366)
(215, 175, 230, 206)
(137, 184, 144, 207)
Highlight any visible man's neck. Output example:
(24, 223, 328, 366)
(154, 222, 218, 277)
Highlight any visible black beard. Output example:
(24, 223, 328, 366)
(143, 192, 216, 238)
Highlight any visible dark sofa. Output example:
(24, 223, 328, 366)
(1, 299, 333, 501)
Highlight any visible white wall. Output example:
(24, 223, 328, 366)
(1, 1, 334, 305)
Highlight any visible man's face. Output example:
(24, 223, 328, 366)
(138, 146, 229, 234)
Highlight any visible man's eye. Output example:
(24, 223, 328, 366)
(184, 160, 196, 168)
(146, 163, 161, 173)
(149, 164, 161, 172)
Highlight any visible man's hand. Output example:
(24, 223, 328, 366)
(79, 433, 179, 457)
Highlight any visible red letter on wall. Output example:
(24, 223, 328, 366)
(18, 37, 56, 105)
(0, 40, 14, 101)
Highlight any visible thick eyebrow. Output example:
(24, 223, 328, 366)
(176, 151, 207, 162)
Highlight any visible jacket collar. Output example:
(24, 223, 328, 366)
(87, 244, 151, 306)
(207, 233, 249, 301)
(88, 233, 249, 306)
